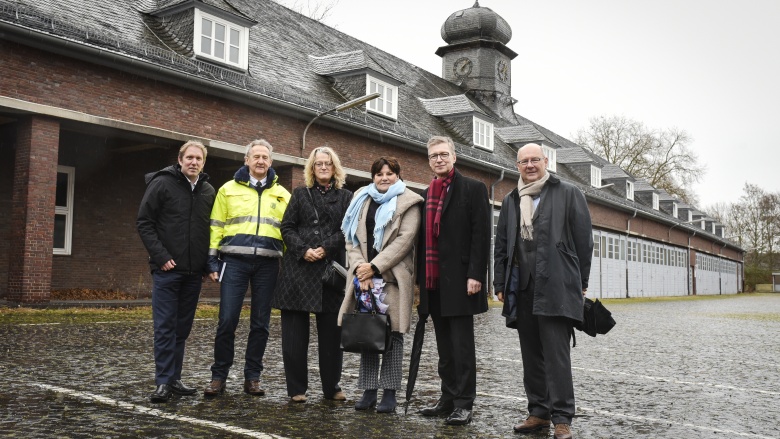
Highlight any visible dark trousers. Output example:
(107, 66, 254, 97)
(211, 255, 278, 381)
(515, 276, 575, 424)
(280, 309, 343, 398)
(151, 270, 202, 385)
(429, 291, 477, 410)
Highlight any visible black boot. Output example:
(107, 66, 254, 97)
(376, 389, 396, 413)
(354, 389, 377, 410)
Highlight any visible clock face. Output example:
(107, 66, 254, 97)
(453, 57, 473, 78)
(497, 60, 509, 82)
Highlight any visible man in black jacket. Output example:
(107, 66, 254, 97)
(494, 143, 593, 439)
(417, 136, 490, 426)
(137, 140, 216, 403)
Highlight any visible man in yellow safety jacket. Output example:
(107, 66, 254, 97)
(203, 139, 290, 397)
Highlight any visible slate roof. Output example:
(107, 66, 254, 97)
(633, 178, 657, 192)
(495, 124, 546, 144)
(0, 0, 729, 240)
(308, 50, 397, 81)
(419, 95, 487, 117)
(601, 163, 632, 180)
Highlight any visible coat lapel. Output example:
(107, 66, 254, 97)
(441, 171, 458, 214)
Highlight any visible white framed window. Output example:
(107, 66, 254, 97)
(672, 203, 678, 218)
(652, 193, 659, 210)
(473, 117, 494, 151)
(542, 144, 557, 172)
(194, 9, 249, 69)
(54, 165, 75, 255)
(367, 75, 398, 119)
(626, 181, 634, 200)
(590, 165, 602, 187)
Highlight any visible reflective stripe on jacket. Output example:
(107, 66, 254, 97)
(209, 167, 290, 261)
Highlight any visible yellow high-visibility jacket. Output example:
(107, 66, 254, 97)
(208, 166, 290, 268)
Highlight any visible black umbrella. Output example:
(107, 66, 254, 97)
(404, 312, 429, 414)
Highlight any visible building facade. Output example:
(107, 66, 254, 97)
(0, 0, 742, 303)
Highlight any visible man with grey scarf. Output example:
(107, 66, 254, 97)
(493, 143, 593, 439)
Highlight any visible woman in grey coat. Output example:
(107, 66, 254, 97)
(339, 157, 423, 413)
(273, 147, 352, 403)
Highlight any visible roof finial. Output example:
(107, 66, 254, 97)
(473, 1, 480, 7)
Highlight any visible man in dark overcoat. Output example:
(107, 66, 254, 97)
(417, 136, 490, 426)
(493, 143, 593, 439)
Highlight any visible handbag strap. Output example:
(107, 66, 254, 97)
(354, 284, 380, 315)
(306, 188, 332, 263)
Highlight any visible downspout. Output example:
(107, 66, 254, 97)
(625, 209, 637, 298)
(688, 230, 697, 295)
(488, 170, 505, 298)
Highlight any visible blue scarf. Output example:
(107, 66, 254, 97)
(342, 180, 406, 252)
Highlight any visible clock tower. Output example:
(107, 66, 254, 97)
(436, 1, 517, 121)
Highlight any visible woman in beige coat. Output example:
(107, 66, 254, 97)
(339, 157, 423, 413)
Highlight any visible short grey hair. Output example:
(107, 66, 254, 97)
(245, 139, 273, 157)
(426, 136, 455, 154)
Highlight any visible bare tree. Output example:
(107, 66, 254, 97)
(575, 115, 705, 204)
(273, 0, 340, 22)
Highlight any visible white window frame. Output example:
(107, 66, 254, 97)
(366, 75, 398, 119)
(194, 9, 249, 70)
(54, 165, 75, 256)
(590, 165, 602, 188)
(542, 144, 557, 172)
(472, 117, 494, 151)
(626, 180, 634, 200)
(652, 193, 659, 210)
(672, 203, 678, 218)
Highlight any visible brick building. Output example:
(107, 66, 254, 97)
(0, 0, 742, 303)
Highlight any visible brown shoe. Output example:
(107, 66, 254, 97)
(203, 380, 225, 397)
(328, 391, 346, 401)
(243, 379, 265, 396)
(553, 423, 573, 439)
(513, 415, 551, 433)
(291, 394, 307, 403)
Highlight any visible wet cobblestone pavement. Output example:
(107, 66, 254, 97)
(1, 294, 779, 438)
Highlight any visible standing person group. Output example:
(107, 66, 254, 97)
(137, 135, 589, 437)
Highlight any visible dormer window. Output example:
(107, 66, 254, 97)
(652, 193, 659, 210)
(542, 144, 557, 172)
(473, 117, 494, 151)
(367, 75, 398, 119)
(626, 181, 634, 201)
(590, 166, 601, 187)
(194, 9, 249, 69)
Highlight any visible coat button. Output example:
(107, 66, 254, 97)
(314, 230, 319, 235)
(313, 220, 319, 224)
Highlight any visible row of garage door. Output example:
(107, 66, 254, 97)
(589, 230, 742, 299)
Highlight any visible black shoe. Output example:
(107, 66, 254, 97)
(150, 384, 173, 403)
(445, 407, 472, 425)
(376, 389, 396, 413)
(169, 380, 197, 396)
(354, 389, 377, 410)
(419, 399, 454, 417)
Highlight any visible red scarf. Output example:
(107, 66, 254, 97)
(425, 168, 455, 290)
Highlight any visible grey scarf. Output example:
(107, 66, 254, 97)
(518, 172, 550, 241)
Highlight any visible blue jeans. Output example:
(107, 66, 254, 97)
(151, 270, 202, 385)
(210, 255, 279, 381)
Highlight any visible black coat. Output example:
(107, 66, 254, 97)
(273, 186, 352, 313)
(493, 174, 593, 322)
(136, 164, 216, 274)
(417, 170, 490, 317)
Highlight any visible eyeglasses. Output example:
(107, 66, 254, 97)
(314, 161, 333, 168)
(517, 157, 544, 166)
(428, 152, 451, 162)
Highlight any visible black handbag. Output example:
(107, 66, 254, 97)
(341, 290, 391, 354)
(322, 259, 347, 291)
(306, 188, 347, 291)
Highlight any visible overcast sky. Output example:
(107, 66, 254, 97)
(282, 0, 780, 209)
